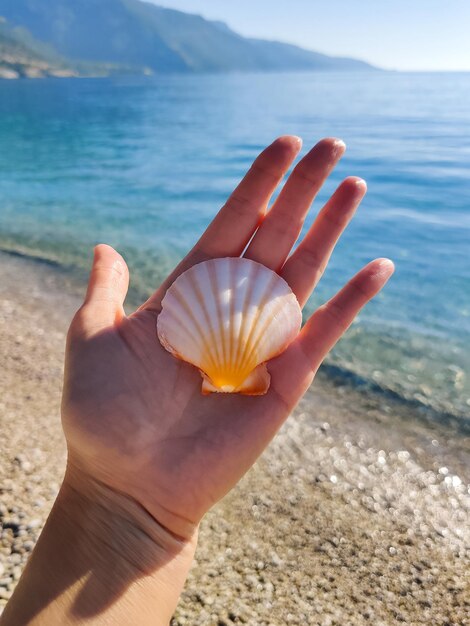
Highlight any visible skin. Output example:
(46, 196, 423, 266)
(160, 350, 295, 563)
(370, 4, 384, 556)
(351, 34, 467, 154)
(1, 136, 394, 626)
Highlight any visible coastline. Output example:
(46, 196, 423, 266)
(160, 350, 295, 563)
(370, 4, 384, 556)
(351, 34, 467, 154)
(1, 241, 468, 430)
(1, 71, 469, 424)
(0, 251, 469, 624)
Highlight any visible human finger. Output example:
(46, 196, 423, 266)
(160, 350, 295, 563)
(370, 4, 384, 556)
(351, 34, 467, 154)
(281, 176, 367, 306)
(269, 259, 395, 408)
(244, 137, 346, 270)
(71, 244, 129, 337)
(142, 135, 301, 313)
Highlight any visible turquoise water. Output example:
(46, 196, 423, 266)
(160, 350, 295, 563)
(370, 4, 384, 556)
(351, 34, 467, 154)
(0, 72, 469, 420)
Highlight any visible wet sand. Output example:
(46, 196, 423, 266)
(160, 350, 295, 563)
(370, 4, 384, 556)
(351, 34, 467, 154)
(0, 251, 469, 625)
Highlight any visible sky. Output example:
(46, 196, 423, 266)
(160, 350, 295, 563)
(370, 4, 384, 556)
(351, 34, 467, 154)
(150, 0, 470, 71)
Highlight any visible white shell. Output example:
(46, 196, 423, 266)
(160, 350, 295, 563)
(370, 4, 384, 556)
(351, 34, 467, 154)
(157, 257, 302, 395)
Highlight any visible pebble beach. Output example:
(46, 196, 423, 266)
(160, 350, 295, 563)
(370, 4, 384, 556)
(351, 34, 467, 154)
(0, 251, 469, 625)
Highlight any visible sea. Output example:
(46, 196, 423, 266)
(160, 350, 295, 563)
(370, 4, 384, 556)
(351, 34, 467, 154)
(0, 71, 469, 423)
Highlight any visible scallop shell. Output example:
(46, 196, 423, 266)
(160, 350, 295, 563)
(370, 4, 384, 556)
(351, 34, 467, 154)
(157, 257, 301, 395)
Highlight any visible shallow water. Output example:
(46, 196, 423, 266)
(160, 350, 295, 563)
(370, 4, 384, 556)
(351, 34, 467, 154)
(0, 71, 469, 420)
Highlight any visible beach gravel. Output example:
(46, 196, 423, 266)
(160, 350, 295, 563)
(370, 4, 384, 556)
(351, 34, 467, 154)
(1, 252, 469, 625)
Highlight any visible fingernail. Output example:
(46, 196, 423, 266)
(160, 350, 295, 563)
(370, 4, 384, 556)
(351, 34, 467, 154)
(355, 178, 367, 190)
(334, 138, 346, 151)
(377, 258, 395, 275)
(292, 135, 303, 148)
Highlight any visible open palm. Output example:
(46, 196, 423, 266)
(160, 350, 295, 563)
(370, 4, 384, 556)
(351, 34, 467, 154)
(62, 137, 393, 540)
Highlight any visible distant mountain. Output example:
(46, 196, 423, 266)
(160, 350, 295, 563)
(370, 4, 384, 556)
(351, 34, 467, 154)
(0, 17, 151, 79)
(0, 17, 76, 78)
(0, 0, 376, 76)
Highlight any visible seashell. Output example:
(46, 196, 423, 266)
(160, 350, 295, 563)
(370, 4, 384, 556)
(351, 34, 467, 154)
(157, 257, 302, 395)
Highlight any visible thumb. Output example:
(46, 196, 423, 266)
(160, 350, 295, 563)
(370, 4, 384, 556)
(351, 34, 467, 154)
(76, 244, 129, 334)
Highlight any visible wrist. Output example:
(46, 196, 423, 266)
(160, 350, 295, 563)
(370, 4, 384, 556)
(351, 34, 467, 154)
(61, 463, 198, 565)
(1, 465, 197, 626)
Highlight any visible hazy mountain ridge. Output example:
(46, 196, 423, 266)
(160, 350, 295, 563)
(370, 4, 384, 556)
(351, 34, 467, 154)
(0, 18, 76, 78)
(0, 0, 376, 78)
(0, 18, 152, 79)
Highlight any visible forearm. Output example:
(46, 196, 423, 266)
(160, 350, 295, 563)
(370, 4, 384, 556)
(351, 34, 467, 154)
(0, 467, 197, 626)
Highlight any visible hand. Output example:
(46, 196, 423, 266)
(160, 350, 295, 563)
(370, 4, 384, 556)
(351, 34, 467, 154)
(1, 137, 394, 626)
(62, 136, 394, 539)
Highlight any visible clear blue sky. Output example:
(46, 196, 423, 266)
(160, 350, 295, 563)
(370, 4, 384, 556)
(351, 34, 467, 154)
(150, 0, 470, 71)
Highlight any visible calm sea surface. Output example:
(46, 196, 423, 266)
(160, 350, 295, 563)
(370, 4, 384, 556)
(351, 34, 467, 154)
(0, 72, 469, 421)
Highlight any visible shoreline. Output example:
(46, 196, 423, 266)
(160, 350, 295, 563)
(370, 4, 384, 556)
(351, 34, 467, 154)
(0, 251, 469, 624)
(1, 246, 467, 431)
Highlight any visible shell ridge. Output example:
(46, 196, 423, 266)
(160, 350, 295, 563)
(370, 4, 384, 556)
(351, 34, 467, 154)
(228, 259, 236, 375)
(159, 309, 200, 355)
(219, 259, 234, 375)
(234, 263, 271, 375)
(236, 269, 279, 376)
(159, 324, 197, 358)
(168, 285, 219, 372)
(238, 293, 294, 373)
(199, 261, 225, 379)
(163, 290, 201, 339)
(237, 278, 296, 370)
(208, 260, 228, 376)
(189, 267, 224, 373)
(232, 260, 257, 376)
(229, 260, 251, 382)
